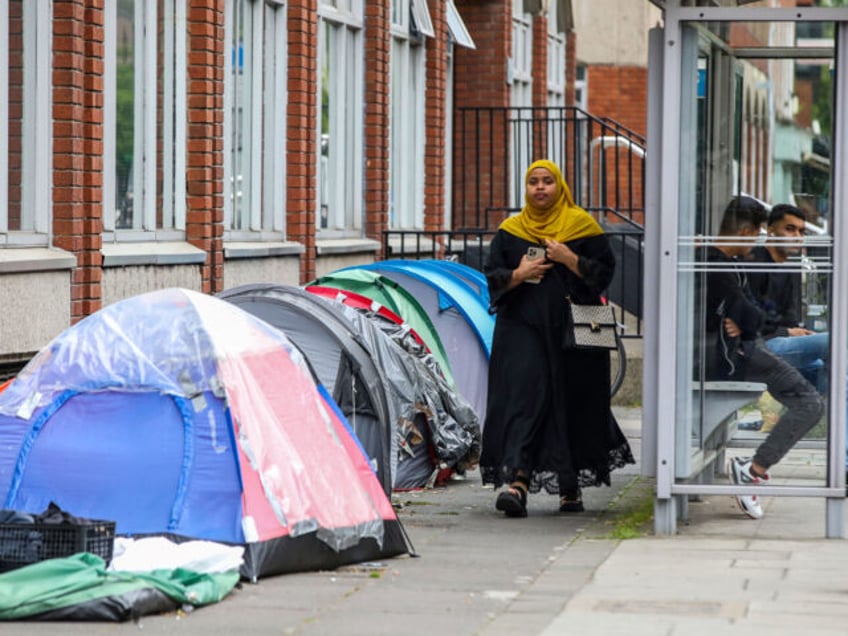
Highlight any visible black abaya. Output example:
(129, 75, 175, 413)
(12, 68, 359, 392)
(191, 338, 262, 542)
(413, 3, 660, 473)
(480, 230, 634, 494)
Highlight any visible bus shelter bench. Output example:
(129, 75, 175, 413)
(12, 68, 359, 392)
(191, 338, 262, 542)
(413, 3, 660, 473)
(687, 380, 767, 483)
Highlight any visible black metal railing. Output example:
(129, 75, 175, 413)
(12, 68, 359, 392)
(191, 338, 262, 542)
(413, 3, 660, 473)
(381, 106, 647, 338)
(451, 106, 646, 230)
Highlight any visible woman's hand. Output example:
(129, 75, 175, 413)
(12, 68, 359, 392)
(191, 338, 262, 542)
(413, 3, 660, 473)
(511, 254, 552, 287)
(544, 239, 581, 276)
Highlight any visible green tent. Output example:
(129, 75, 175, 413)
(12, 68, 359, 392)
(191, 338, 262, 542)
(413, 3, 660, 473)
(0, 553, 239, 621)
(308, 268, 456, 387)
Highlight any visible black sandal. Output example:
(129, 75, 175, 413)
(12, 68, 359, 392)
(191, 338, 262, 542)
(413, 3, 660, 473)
(559, 488, 584, 513)
(496, 479, 528, 518)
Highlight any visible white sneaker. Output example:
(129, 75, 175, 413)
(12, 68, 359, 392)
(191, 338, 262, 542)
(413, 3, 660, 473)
(727, 456, 768, 519)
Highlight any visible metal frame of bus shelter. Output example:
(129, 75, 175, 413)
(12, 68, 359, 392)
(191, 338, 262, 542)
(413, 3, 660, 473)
(642, 3, 848, 536)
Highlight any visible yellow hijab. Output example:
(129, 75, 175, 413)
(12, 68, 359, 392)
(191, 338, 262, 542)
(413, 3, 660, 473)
(499, 159, 603, 244)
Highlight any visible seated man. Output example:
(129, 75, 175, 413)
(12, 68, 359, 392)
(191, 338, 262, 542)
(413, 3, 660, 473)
(746, 204, 828, 392)
(746, 203, 846, 486)
(703, 196, 824, 519)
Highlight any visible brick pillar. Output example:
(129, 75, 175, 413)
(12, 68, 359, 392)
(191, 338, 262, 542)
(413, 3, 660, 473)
(287, 0, 318, 283)
(531, 11, 549, 161)
(532, 12, 547, 108)
(423, 1, 448, 233)
(563, 29, 578, 192)
(363, 3, 390, 251)
(185, 0, 224, 294)
(8, 4, 22, 231)
(53, 0, 104, 322)
(565, 29, 576, 107)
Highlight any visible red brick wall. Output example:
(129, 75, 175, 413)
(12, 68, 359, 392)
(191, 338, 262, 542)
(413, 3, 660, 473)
(185, 0, 224, 294)
(587, 65, 647, 224)
(363, 4, 391, 251)
(587, 65, 648, 137)
(563, 30, 578, 197)
(565, 30, 576, 108)
(53, 0, 104, 321)
(7, 1, 23, 230)
(453, 1, 511, 110)
(532, 15, 547, 108)
(423, 1, 448, 233)
(287, 0, 318, 282)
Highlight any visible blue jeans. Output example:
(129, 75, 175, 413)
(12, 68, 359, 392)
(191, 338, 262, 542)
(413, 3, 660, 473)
(765, 332, 829, 392)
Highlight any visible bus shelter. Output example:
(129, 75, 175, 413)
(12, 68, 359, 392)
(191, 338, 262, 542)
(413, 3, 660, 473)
(642, 1, 848, 536)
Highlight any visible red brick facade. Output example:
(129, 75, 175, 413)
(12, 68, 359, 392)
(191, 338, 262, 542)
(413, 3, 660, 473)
(286, 0, 318, 281)
(53, 0, 105, 321)
(587, 64, 647, 225)
(8, 3, 22, 231)
(423, 1, 448, 234)
(587, 65, 648, 138)
(185, 0, 225, 295)
(20, 1, 641, 330)
(363, 3, 391, 251)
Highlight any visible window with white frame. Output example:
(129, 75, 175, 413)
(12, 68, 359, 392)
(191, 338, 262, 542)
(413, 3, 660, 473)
(446, 0, 475, 50)
(222, 0, 287, 240)
(390, 0, 432, 229)
(103, 0, 187, 239)
(0, 0, 51, 246)
(575, 63, 588, 111)
(318, 0, 364, 234)
(546, 0, 566, 108)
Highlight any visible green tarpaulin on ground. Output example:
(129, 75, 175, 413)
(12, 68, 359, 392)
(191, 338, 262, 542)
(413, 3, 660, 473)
(0, 552, 239, 621)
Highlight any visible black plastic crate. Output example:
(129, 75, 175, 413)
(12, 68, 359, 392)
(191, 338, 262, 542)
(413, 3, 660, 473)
(0, 520, 116, 572)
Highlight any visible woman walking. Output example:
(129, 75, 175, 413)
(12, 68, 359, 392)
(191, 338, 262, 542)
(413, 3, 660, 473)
(480, 159, 634, 517)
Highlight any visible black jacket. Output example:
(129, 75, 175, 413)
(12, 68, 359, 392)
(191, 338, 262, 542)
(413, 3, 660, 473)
(703, 246, 765, 340)
(702, 246, 765, 379)
(745, 245, 803, 338)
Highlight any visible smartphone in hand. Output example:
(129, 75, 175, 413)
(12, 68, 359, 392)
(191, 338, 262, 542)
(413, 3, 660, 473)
(525, 246, 545, 284)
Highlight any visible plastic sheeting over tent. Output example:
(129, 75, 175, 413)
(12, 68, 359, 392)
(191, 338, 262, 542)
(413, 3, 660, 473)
(0, 288, 409, 580)
(220, 284, 480, 490)
(306, 285, 430, 351)
(308, 269, 456, 388)
(347, 260, 494, 420)
(218, 284, 395, 491)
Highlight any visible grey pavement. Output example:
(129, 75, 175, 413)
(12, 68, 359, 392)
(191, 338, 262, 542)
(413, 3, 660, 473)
(9, 407, 848, 635)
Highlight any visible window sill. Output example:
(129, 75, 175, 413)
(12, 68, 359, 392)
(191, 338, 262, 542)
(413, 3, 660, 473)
(0, 247, 76, 274)
(224, 241, 304, 259)
(101, 242, 207, 267)
(316, 238, 381, 255)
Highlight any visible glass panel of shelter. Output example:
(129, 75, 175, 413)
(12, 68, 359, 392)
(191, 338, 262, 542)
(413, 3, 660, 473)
(676, 20, 835, 490)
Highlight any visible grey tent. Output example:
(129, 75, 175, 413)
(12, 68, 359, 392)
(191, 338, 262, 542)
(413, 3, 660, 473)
(218, 284, 480, 490)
